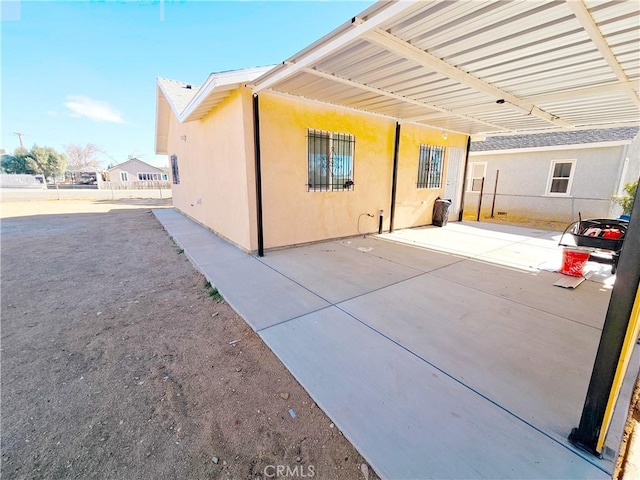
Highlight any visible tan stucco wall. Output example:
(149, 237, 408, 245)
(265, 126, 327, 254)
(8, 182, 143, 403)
(258, 92, 467, 249)
(163, 87, 468, 252)
(394, 123, 468, 228)
(168, 89, 256, 251)
(258, 92, 394, 249)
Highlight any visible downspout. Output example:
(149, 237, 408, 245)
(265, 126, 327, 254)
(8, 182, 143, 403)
(252, 94, 265, 257)
(389, 122, 401, 232)
(458, 135, 472, 222)
(615, 145, 630, 196)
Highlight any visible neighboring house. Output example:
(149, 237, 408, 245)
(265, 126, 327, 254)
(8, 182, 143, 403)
(155, 70, 468, 253)
(468, 127, 640, 222)
(106, 158, 169, 189)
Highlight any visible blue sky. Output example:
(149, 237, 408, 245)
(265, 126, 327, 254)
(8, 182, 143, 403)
(1, 0, 373, 167)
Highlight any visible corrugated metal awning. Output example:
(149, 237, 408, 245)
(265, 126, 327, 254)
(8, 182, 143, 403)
(252, 0, 640, 135)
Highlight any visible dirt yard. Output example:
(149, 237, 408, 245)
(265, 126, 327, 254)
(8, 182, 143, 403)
(1, 199, 378, 480)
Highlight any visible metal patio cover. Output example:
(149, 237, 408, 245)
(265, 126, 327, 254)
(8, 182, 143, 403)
(252, 0, 639, 136)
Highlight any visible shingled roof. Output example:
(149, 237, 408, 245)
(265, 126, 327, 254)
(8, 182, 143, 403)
(471, 127, 639, 152)
(157, 78, 200, 116)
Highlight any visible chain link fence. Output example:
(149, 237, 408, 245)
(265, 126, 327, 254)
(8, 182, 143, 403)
(464, 192, 621, 224)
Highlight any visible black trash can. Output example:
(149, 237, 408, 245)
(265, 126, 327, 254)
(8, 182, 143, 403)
(433, 198, 452, 227)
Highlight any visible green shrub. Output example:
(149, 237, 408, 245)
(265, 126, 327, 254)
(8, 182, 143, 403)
(613, 180, 638, 215)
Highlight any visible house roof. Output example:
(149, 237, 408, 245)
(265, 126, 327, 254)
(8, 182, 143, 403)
(155, 66, 274, 154)
(107, 157, 164, 173)
(157, 78, 200, 118)
(471, 126, 640, 152)
(251, 0, 639, 135)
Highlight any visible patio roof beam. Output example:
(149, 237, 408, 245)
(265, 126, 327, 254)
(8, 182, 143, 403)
(566, 0, 640, 108)
(252, 1, 419, 94)
(363, 28, 573, 129)
(301, 67, 508, 131)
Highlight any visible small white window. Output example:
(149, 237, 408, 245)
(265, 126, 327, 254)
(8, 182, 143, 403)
(120, 172, 128, 182)
(467, 162, 486, 192)
(546, 160, 576, 195)
(137, 172, 162, 181)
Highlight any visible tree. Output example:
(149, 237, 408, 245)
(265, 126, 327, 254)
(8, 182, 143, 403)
(0, 145, 67, 179)
(613, 180, 638, 215)
(1, 146, 28, 173)
(64, 143, 105, 170)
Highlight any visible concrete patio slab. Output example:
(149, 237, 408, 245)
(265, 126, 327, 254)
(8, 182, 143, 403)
(260, 307, 608, 480)
(336, 236, 465, 273)
(153, 209, 627, 478)
(155, 209, 329, 331)
(201, 256, 329, 331)
(379, 226, 516, 258)
(429, 258, 610, 328)
(339, 272, 601, 443)
(260, 241, 424, 304)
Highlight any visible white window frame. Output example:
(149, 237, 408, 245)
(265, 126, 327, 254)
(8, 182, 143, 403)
(545, 159, 576, 196)
(137, 172, 164, 181)
(120, 171, 128, 182)
(466, 161, 487, 192)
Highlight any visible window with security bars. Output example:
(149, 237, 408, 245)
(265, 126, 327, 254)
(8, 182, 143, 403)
(417, 144, 445, 189)
(170, 154, 180, 185)
(307, 129, 355, 192)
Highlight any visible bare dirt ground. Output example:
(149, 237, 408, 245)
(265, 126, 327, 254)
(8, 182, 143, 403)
(462, 211, 569, 232)
(1, 199, 378, 480)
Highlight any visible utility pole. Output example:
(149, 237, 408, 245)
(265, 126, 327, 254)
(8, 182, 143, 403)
(13, 132, 24, 148)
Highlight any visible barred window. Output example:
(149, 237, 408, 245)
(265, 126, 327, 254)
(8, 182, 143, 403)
(170, 155, 180, 185)
(417, 144, 445, 189)
(307, 129, 355, 192)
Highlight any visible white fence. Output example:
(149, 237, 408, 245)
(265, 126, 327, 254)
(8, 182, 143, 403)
(0, 174, 47, 189)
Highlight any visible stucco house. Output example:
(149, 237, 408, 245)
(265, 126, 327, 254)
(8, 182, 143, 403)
(467, 127, 640, 222)
(153, 0, 640, 460)
(106, 158, 169, 189)
(154, 0, 639, 259)
(156, 69, 468, 253)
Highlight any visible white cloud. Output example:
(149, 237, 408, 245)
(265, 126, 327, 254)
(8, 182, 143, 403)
(64, 96, 125, 124)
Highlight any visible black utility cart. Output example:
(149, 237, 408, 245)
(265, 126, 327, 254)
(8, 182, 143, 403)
(559, 217, 628, 274)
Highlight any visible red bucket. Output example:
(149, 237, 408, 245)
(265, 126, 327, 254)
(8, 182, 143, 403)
(559, 248, 590, 277)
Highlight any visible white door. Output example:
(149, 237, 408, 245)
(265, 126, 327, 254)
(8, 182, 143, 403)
(444, 147, 465, 221)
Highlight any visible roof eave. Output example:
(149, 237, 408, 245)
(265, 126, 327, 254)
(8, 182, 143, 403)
(180, 66, 276, 123)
